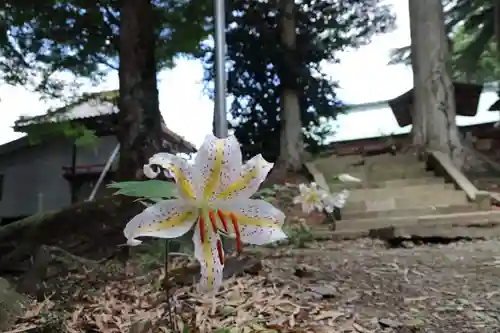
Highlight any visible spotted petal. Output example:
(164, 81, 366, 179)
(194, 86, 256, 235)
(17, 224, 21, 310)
(147, 153, 197, 201)
(194, 134, 242, 201)
(216, 154, 273, 200)
(193, 215, 224, 292)
(124, 199, 197, 245)
(215, 199, 286, 245)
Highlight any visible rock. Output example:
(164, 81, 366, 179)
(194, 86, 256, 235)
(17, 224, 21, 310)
(294, 265, 315, 278)
(0, 277, 28, 331)
(307, 285, 338, 298)
(403, 318, 425, 329)
(129, 320, 154, 333)
(299, 292, 324, 301)
(378, 317, 425, 330)
(378, 317, 402, 328)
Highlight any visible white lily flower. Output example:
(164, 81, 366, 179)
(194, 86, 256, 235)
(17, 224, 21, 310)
(337, 173, 361, 183)
(293, 182, 329, 213)
(124, 134, 287, 291)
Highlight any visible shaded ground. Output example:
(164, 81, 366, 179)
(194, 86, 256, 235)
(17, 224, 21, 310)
(7, 238, 500, 333)
(0, 196, 143, 275)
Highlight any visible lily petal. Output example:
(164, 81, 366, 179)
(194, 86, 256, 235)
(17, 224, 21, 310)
(216, 154, 273, 200)
(337, 173, 361, 183)
(215, 199, 287, 245)
(143, 164, 160, 179)
(124, 199, 197, 244)
(194, 134, 243, 201)
(148, 153, 197, 201)
(193, 215, 224, 292)
(326, 189, 350, 209)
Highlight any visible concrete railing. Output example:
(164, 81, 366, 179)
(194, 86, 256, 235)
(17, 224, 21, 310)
(304, 161, 330, 191)
(426, 150, 491, 210)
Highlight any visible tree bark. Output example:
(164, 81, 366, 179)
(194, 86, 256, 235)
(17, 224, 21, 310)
(409, 0, 465, 169)
(276, 0, 304, 172)
(116, 0, 163, 180)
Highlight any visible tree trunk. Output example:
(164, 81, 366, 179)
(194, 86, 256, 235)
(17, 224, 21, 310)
(276, 0, 304, 172)
(494, 0, 500, 102)
(495, 0, 500, 63)
(116, 0, 163, 180)
(409, 0, 465, 169)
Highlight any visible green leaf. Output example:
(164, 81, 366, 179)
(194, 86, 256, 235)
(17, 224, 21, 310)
(107, 180, 177, 199)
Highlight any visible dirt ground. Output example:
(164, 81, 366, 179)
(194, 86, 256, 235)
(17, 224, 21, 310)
(9, 237, 500, 333)
(4, 178, 500, 332)
(259, 239, 500, 333)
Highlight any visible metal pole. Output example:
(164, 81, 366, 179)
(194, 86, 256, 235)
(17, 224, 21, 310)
(213, 0, 228, 138)
(88, 143, 120, 201)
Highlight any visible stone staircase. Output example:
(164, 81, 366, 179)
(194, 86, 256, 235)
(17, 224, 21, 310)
(310, 153, 500, 241)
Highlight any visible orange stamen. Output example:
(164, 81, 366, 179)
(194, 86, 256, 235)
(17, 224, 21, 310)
(199, 216, 206, 243)
(229, 213, 242, 253)
(216, 239, 224, 264)
(217, 209, 229, 232)
(208, 210, 218, 232)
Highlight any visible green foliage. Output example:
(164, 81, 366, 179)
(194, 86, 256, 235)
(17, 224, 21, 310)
(390, 0, 500, 84)
(0, 0, 211, 96)
(284, 222, 314, 248)
(107, 180, 177, 201)
(133, 237, 193, 273)
(199, 0, 395, 161)
(22, 120, 100, 148)
(451, 24, 500, 83)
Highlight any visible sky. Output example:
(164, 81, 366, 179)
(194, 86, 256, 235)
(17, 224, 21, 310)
(0, 0, 498, 148)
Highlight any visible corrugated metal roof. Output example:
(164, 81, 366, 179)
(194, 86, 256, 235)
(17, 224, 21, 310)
(13, 91, 197, 153)
(15, 91, 119, 127)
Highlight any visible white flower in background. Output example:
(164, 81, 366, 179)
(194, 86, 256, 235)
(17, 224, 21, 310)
(337, 173, 361, 183)
(323, 189, 350, 213)
(124, 134, 287, 291)
(293, 181, 352, 214)
(293, 182, 330, 213)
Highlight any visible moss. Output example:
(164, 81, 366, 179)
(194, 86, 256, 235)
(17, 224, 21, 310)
(0, 277, 28, 331)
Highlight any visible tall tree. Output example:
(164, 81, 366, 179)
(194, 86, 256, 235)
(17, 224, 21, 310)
(201, 0, 395, 163)
(277, 0, 303, 171)
(409, 0, 465, 168)
(117, 0, 162, 180)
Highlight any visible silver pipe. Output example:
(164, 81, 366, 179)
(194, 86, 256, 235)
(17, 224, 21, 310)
(88, 143, 120, 201)
(213, 0, 228, 138)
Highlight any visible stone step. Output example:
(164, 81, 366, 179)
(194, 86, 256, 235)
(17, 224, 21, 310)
(343, 190, 468, 212)
(328, 176, 445, 191)
(346, 183, 455, 202)
(321, 153, 419, 166)
(370, 224, 500, 241)
(324, 161, 426, 176)
(361, 153, 420, 165)
(368, 177, 445, 188)
(311, 211, 500, 241)
(331, 170, 434, 183)
(335, 210, 500, 232)
(342, 204, 478, 220)
(315, 154, 422, 175)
